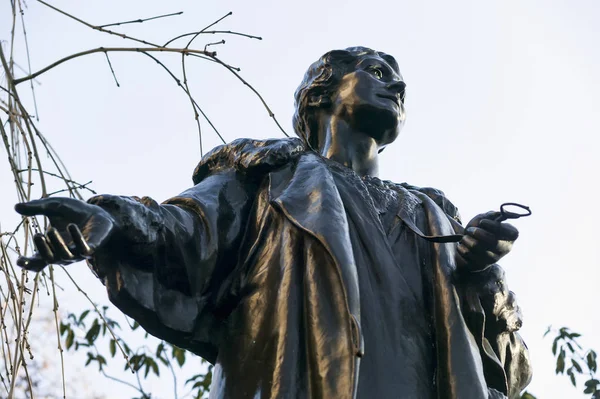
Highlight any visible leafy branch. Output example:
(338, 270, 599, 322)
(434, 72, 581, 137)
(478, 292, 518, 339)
(546, 326, 599, 398)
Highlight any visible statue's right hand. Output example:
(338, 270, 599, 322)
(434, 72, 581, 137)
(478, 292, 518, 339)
(14, 197, 116, 272)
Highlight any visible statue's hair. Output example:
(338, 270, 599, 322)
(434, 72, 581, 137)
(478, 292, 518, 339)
(293, 46, 400, 150)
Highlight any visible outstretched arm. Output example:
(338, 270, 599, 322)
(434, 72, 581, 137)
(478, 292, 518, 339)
(15, 168, 256, 362)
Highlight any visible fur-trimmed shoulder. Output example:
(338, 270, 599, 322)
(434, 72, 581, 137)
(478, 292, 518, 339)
(192, 138, 306, 185)
(399, 183, 462, 224)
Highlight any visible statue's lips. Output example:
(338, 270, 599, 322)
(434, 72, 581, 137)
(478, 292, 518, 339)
(376, 93, 401, 106)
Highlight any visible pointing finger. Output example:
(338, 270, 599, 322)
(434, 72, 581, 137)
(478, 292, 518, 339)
(15, 198, 86, 219)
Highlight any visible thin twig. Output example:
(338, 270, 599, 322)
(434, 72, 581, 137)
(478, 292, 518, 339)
(16, 168, 91, 188)
(141, 52, 226, 147)
(163, 30, 262, 48)
(178, 11, 234, 153)
(180, 50, 203, 155)
(104, 52, 120, 87)
(200, 11, 233, 33)
(204, 40, 225, 52)
(36, 0, 162, 48)
(48, 265, 67, 398)
(47, 180, 95, 197)
(98, 11, 183, 29)
(186, 53, 241, 71)
(18, 0, 39, 121)
(210, 55, 290, 137)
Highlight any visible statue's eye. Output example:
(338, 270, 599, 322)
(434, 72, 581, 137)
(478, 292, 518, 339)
(369, 66, 383, 79)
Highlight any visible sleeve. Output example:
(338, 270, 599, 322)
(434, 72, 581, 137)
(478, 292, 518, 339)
(457, 265, 532, 399)
(88, 169, 256, 363)
(417, 187, 532, 398)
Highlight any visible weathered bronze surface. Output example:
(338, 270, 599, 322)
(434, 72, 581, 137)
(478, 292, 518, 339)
(15, 47, 532, 398)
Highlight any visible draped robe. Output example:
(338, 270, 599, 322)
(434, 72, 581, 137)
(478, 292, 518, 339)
(89, 138, 532, 399)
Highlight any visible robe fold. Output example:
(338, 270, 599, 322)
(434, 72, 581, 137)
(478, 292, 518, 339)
(89, 138, 531, 399)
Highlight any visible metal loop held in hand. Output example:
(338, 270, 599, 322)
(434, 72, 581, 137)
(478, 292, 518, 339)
(400, 202, 532, 243)
(497, 203, 532, 222)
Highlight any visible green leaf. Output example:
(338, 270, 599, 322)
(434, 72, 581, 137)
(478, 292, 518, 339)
(85, 320, 101, 344)
(567, 342, 574, 353)
(65, 329, 75, 350)
(519, 393, 537, 399)
(572, 359, 583, 373)
(567, 368, 576, 387)
(552, 337, 559, 355)
(59, 322, 68, 336)
(130, 355, 143, 372)
(172, 346, 186, 367)
(157, 356, 168, 366)
(556, 348, 566, 374)
(588, 351, 598, 373)
(78, 310, 90, 324)
(585, 379, 600, 394)
(149, 358, 159, 376)
(109, 339, 116, 357)
(96, 355, 106, 371)
(186, 374, 205, 385)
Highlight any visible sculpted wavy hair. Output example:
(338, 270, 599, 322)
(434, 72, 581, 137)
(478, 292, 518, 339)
(293, 46, 400, 151)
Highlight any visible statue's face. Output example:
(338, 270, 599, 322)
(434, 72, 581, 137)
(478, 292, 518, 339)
(329, 55, 406, 147)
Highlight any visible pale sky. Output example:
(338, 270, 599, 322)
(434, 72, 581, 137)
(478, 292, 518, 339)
(1, 0, 599, 398)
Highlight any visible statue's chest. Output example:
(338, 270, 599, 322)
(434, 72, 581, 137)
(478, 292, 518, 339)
(328, 164, 422, 237)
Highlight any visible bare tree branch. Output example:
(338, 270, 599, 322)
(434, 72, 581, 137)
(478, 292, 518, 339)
(14, 47, 217, 85)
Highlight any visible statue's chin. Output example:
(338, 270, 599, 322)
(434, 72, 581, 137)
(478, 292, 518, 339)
(352, 107, 401, 144)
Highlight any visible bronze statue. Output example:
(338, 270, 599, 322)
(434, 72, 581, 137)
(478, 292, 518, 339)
(14, 47, 531, 398)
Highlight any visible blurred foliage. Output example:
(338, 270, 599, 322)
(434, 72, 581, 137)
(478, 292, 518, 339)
(546, 326, 599, 398)
(519, 326, 598, 399)
(60, 306, 212, 398)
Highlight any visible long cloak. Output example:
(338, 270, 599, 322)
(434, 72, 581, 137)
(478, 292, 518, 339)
(89, 138, 531, 398)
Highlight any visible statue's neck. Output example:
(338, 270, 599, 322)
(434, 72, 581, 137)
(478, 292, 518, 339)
(318, 116, 380, 178)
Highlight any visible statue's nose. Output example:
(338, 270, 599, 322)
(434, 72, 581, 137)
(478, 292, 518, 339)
(387, 80, 406, 102)
(387, 80, 406, 94)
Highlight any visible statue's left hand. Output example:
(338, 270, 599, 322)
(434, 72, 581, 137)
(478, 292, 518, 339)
(456, 211, 519, 272)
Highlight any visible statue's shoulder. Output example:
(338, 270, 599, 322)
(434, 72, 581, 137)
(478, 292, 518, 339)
(192, 138, 307, 184)
(396, 183, 462, 224)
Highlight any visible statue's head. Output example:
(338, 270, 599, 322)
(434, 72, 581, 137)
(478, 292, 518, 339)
(293, 46, 406, 152)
